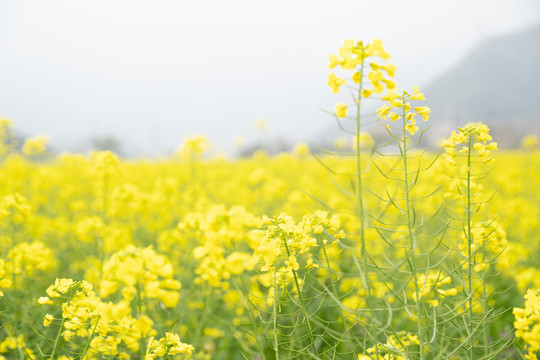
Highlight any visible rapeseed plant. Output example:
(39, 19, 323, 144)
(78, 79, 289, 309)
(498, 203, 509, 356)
(0, 38, 537, 360)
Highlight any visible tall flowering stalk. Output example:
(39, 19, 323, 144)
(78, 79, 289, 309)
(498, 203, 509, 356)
(327, 39, 396, 302)
(256, 213, 320, 357)
(442, 123, 498, 358)
(376, 87, 431, 359)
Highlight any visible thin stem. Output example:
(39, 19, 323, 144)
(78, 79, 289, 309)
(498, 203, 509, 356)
(273, 267, 280, 360)
(282, 235, 319, 358)
(50, 289, 75, 359)
(320, 236, 357, 357)
(482, 256, 488, 358)
(355, 56, 372, 301)
(50, 317, 66, 360)
(466, 134, 474, 360)
(136, 281, 145, 360)
(235, 278, 267, 360)
(401, 105, 425, 360)
(80, 315, 100, 357)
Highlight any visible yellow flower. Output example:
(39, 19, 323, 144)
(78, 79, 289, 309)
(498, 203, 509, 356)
(338, 39, 355, 58)
(293, 142, 310, 156)
(382, 89, 401, 106)
(46, 278, 74, 298)
(370, 38, 391, 60)
(522, 134, 539, 150)
(381, 78, 396, 90)
(178, 134, 210, 160)
(286, 255, 300, 271)
(405, 122, 419, 135)
(388, 113, 401, 122)
(328, 54, 339, 69)
(414, 106, 431, 121)
(334, 103, 348, 119)
(43, 314, 54, 327)
(410, 86, 425, 100)
(0, 260, 11, 298)
(376, 105, 391, 120)
(514, 289, 540, 355)
(328, 72, 346, 93)
(373, 81, 385, 94)
(146, 332, 195, 358)
(361, 88, 373, 98)
(367, 70, 383, 83)
(380, 63, 396, 77)
(22, 135, 48, 156)
(38, 296, 54, 305)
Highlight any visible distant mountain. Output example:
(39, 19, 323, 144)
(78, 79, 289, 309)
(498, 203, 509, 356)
(423, 23, 540, 147)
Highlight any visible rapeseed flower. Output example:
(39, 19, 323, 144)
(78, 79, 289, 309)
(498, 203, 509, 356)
(334, 103, 348, 119)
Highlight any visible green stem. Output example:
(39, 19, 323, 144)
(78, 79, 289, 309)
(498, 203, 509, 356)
(355, 57, 372, 301)
(136, 281, 145, 360)
(282, 235, 319, 357)
(50, 319, 67, 358)
(482, 256, 488, 358)
(50, 290, 74, 359)
(401, 106, 425, 360)
(320, 235, 358, 356)
(466, 134, 474, 359)
(234, 278, 267, 360)
(273, 267, 280, 360)
(80, 315, 100, 357)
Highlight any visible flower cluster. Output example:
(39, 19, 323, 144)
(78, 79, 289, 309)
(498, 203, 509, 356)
(40, 279, 102, 339)
(522, 134, 539, 150)
(91, 150, 120, 178)
(100, 245, 182, 308)
(0, 259, 11, 298)
(146, 333, 195, 359)
(328, 39, 396, 119)
(7, 241, 55, 276)
(442, 123, 498, 165)
(0, 335, 35, 359)
(0, 117, 15, 157)
(514, 289, 540, 359)
(376, 87, 430, 135)
(457, 221, 508, 271)
(359, 332, 420, 360)
(178, 135, 210, 161)
(75, 216, 131, 254)
(39, 278, 166, 357)
(21, 135, 49, 156)
(411, 272, 457, 307)
(0, 193, 32, 224)
(75, 216, 106, 242)
(299, 210, 346, 240)
(182, 205, 261, 289)
(255, 211, 345, 276)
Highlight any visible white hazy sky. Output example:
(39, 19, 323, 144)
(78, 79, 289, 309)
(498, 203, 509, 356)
(0, 0, 539, 155)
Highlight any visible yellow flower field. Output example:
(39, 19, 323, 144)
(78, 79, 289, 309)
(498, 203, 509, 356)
(0, 39, 539, 359)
